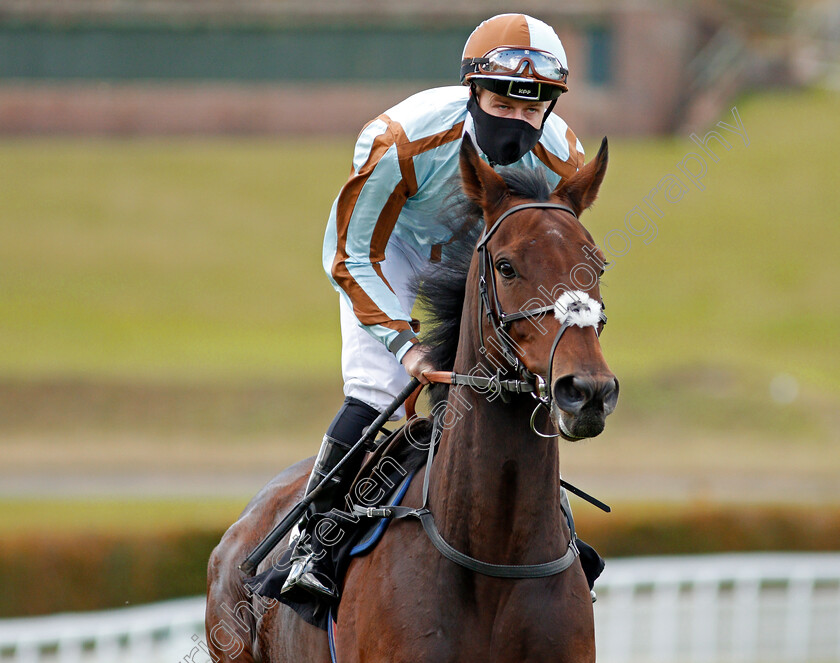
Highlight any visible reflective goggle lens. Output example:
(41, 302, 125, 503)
(479, 48, 568, 84)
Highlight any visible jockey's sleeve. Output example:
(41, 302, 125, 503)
(532, 125, 585, 178)
(322, 116, 418, 361)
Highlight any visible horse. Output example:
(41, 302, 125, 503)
(205, 134, 617, 663)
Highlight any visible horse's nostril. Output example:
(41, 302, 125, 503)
(553, 375, 588, 415)
(553, 375, 619, 415)
(572, 376, 597, 401)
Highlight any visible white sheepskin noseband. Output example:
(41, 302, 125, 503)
(554, 291, 603, 329)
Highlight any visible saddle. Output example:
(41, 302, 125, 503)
(245, 418, 434, 631)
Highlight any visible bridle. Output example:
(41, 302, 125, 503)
(431, 201, 607, 437)
(476, 202, 578, 363)
(357, 201, 611, 578)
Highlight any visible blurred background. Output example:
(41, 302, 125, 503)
(1, 0, 839, 660)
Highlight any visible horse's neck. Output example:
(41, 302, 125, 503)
(428, 375, 568, 564)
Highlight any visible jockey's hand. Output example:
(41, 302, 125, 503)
(401, 343, 435, 384)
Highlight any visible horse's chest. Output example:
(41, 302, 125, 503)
(380, 602, 592, 663)
(339, 505, 594, 662)
(453, 585, 594, 661)
(342, 559, 594, 663)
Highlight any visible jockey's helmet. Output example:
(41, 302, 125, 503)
(460, 14, 569, 102)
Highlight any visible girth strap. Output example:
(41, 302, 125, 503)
(353, 504, 580, 579)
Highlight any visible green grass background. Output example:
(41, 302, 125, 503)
(2, 89, 837, 387)
(0, 89, 838, 540)
(0, 88, 839, 615)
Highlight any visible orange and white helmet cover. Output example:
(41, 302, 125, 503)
(461, 14, 569, 98)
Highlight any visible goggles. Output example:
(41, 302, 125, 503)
(472, 47, 569, 87)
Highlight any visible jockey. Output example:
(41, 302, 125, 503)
(283, 13, 589, 599)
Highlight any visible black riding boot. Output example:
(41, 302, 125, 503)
(281, 397, 380, 600)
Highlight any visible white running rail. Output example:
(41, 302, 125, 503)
(0, 597, 207, 663)
(595, 553, 840, 663)
(1, 554, 839, 663)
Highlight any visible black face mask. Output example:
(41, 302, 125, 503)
(467, 94, 543, 166)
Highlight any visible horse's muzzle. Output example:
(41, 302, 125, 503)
(551, 374, 619, 440)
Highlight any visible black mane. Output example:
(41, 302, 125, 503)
(496, 165, 552, 203)
(415, 166, 552, 404)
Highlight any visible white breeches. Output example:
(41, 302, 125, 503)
(339, 237, 429, 418)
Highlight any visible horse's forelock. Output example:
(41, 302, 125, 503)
(496, 166, 551, 202)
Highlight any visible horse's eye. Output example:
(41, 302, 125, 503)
(496, 260, 517, 279)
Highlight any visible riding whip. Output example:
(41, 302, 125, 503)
(239, 377, 421, 575)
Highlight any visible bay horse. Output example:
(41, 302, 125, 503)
(206, 135, 617, 662)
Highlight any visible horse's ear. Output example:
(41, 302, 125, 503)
(554, 136, 609, 216)
(459, 134, 508, 213)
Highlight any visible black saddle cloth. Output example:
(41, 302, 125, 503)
(245, 418, 433, 631)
